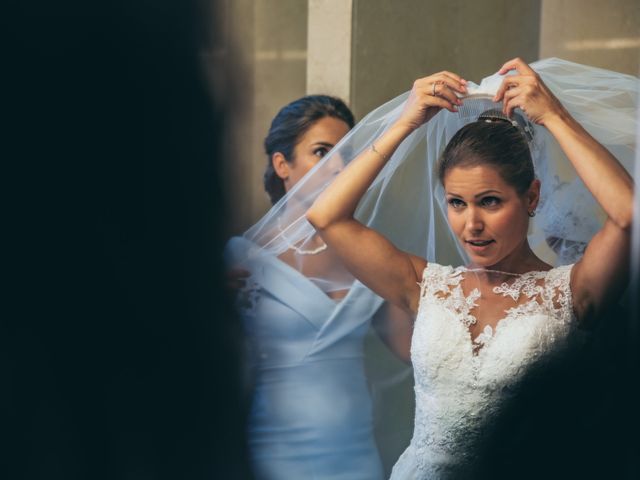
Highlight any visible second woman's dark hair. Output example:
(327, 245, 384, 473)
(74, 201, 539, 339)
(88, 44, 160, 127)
(263, 95, 355, 204)
(438, 118, 535, 194)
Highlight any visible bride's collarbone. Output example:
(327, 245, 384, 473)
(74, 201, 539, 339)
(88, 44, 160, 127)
(455, 277, 544, 338)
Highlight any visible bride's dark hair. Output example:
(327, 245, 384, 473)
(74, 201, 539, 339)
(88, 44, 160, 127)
(438, 115, 535, 194)
(264, 95, 355, 204)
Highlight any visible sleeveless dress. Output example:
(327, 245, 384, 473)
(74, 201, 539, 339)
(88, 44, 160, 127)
(390, 263, 576, 479)
(225, 237, 385, 480)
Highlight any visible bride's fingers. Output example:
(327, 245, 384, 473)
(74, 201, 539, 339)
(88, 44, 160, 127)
(425, 93, 459, 113)
(435, 74, 467, 94)
(416, 71, 466, 86)
(414, 85, 456, 110)
(416, 81, 462, 109)
(438, 71, 468, 90)
(497, 57, 536, 76)
(493, 79, 510, 103)
(432, 84, 463, 106)
(501, 87, 523, 117)
(414, 73, 467, 95)
(436, 70, 466, 83)
(493, 74, 531, 102)
(493, 78, 518, 103)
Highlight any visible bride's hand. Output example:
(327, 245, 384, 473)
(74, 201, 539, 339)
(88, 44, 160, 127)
(394, 72, 467, 132)
(493, 58, 565, 126)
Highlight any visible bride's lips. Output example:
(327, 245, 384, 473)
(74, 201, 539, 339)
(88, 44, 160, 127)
(465, 239, 495, 253)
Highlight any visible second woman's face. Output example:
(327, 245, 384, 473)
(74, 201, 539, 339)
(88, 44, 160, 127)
(443, 164, 538, 268)
(285, 116, 351, 189)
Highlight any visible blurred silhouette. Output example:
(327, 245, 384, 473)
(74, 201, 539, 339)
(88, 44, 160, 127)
(6, 2, 250, 479)
(474, 301, 635, 480)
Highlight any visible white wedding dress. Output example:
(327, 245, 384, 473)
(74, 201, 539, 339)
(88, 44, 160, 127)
(390, 262, 576, 479)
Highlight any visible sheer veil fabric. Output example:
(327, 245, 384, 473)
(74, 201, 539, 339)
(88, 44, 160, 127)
(237, 58, 637, 283)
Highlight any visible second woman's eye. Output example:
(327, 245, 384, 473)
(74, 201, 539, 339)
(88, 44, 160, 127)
(448, 198, 465, 209)
(313, 147, 329, 158)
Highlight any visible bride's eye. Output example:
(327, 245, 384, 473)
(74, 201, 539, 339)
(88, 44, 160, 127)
(480, 196, 501, 207)
(447, 198, 465, 209)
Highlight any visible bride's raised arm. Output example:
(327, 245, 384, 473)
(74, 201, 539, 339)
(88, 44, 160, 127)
(494, 57, 634, 323)
(306, 72, 468, 313)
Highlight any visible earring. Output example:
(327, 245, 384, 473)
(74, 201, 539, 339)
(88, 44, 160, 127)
(528, 210, 536, 218)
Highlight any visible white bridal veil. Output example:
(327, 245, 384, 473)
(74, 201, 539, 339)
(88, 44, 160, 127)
(237, 58, 638, 291)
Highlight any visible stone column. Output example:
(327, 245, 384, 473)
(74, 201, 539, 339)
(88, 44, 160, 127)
(307, 0, 354, 103)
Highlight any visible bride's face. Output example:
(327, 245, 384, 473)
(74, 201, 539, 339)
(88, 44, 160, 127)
(443, 164, 539, 268)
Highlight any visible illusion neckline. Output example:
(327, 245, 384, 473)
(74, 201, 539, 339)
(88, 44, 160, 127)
(423, 263, 570, 358)
(456, 264, 553, 277)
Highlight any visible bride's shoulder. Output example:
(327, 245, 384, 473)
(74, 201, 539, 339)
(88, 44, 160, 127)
(544, 263, 575, 284)
(408, 255, 428, 279)
(416, 261, 462, 286)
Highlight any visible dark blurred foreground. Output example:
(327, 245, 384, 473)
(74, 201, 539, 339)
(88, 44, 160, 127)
(5, 2, 250, 479)
(475, 301, 639, 480)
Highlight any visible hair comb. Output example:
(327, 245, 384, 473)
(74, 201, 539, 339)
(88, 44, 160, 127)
(477, 108, 534, 143)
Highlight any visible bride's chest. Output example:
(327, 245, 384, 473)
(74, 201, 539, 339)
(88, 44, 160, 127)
(410, 300, 572, 389)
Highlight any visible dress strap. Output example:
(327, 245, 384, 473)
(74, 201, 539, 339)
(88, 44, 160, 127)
(418, 263, 442, 299)
(542, 264, 575, 324)
(418, 263, 464, 299)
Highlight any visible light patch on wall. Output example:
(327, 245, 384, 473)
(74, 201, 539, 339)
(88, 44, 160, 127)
(255, 49, 307, 61)
(564, 37, 640, 51)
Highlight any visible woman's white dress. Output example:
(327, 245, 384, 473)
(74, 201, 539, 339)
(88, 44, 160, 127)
(390, 263, 576, 479)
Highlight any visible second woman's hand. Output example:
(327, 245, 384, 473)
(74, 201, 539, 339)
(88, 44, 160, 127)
(393, 72, 468, 133)
(227, 267, 251, 291)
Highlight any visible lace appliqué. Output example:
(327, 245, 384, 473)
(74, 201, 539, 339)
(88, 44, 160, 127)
(472, 271, 548, 347)
(473, 325, 494, 347)
(420, 265, 480, 328)
(492, 271, 546, 301)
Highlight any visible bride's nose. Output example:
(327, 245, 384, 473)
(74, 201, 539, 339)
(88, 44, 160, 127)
(464, 208, 484, 232)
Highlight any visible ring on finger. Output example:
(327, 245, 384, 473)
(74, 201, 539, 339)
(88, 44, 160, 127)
(433, 80, 446, 97)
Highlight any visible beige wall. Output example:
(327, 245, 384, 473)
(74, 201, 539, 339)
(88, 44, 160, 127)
(350, 0, 542, 119)
(226, 0, 308, 234)
(540, 0, 640, 76)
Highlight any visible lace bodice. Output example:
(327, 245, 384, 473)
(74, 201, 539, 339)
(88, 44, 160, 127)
(391, 263, 576, 479)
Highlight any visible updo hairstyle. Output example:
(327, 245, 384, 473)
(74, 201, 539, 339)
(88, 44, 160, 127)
(263, 95, 355, 204)
(438, 114, 535, 195)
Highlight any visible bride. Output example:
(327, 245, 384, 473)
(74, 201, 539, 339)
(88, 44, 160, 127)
(306, 58, 634, 478)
